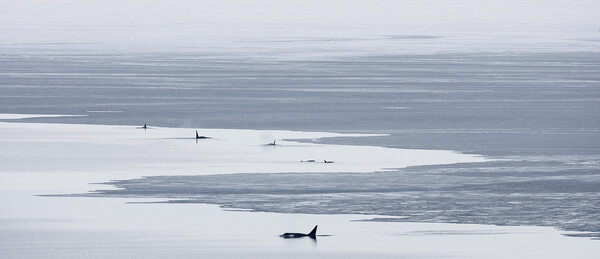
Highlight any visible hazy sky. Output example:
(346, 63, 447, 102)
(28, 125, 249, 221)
(2, 0, 598, 25)
(1, 0, 598, 48)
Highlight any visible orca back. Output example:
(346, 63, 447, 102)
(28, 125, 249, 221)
(280, 225, 318, 239)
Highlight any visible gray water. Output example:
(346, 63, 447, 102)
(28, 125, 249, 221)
(82, 160, 600, 238)
(3, 44, 600, 238)
(2, 50, 599, 156)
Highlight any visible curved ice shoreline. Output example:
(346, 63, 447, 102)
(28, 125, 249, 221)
(0, 118, 487, 188)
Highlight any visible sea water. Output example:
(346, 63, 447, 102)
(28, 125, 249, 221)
(1, 0, 600, 257)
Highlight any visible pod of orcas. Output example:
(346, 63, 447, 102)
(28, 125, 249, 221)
(139, 125, 325, 238)
(139, 124, 333, 163)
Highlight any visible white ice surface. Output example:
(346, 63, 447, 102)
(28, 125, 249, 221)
(0, 121, 486, 192)
(1, 195, 598, 259)
(1, 119, 599, 258)
(0, 113, 86, 120)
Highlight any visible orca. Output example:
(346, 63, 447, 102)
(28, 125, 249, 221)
(280, 225, 318, 239)
(142, 123, 147, 129)
(196, 130, 209, 139)
(268, 140, 276, 146)
(324, 160, 334, 163)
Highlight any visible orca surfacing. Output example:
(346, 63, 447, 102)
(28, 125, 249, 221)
(195, 130, 209, 139)
(280, 225, 318, 239)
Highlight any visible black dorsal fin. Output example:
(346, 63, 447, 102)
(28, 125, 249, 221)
(308, 225, 317, 238)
